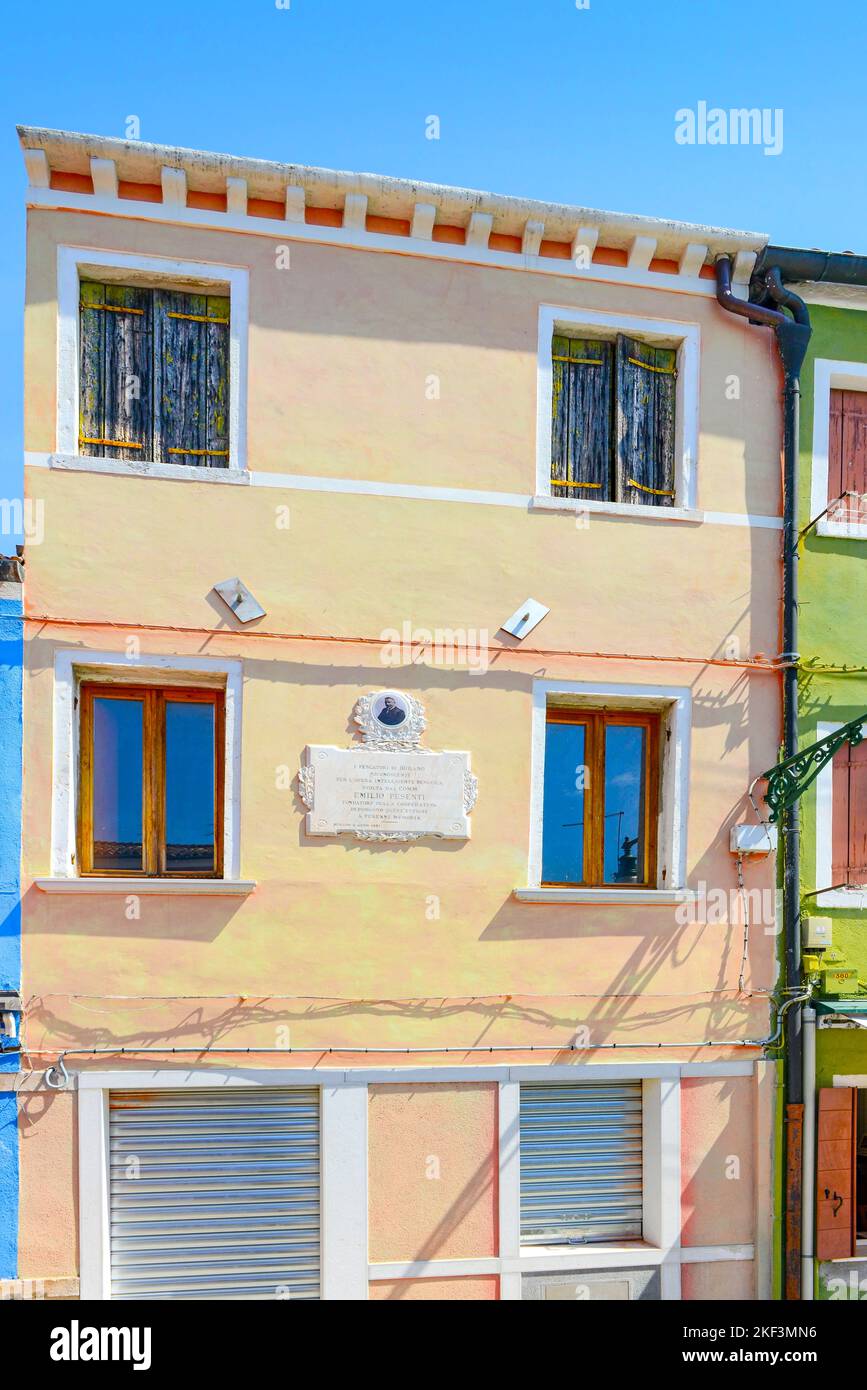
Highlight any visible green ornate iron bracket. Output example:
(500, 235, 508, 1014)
(762, 713, 867, 823)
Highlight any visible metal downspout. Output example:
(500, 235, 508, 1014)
(763, 265, 812, 1302)
(715, 257, 812, 1300)
(801, 1005, 817, 1300)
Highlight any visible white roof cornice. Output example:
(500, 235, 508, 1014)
(17, 124, 767, 264)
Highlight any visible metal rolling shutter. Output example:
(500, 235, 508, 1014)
(109, 1088, 319, 1299)
(520, 1082, 643, 1245)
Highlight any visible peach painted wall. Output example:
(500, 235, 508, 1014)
(23, 209, 782, 517)
(17, 200, 783, 1283)
(681, 1260, 755, 1300)
(17, 1088, 77, 1278)
(368, 1083, 498, 1262)
(369, 1275, 499, 1300)
(681, 1076, 755, 1247)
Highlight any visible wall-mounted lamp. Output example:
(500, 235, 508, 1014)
(499, 598, 550, 640)
(212, 577, 266, 624)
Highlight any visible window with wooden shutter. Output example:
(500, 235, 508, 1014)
(549, 331, 677, 505)
(79, 281, 230, 467)
(615, 334, 676, 506)
(828, 388, 867, 506)
(550, 336, 613, 499)
(816, 1087, 856, 1261)
(831, 735, 867, 886)
(153, 289, 230, 465)
(79, 281, 154, 460)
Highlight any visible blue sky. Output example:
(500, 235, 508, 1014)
(2, 0, 865, 531)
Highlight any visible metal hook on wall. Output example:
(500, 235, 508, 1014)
(44, 1056, 69, 1090)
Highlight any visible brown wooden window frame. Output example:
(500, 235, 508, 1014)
(77, 683, 225, 879)
(542, 707, 661, 889)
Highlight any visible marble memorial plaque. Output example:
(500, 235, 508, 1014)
(298, 690, 477, 842)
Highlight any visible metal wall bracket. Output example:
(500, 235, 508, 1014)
(762, 712, 867, 822)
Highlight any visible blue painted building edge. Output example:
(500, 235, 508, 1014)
(0, 583, 23, 1278)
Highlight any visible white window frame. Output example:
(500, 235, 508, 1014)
(76, 1059, 759, 1301)
(56, 246, 249, 477)
(502, 1075, 680, 1265)
(534, 303, 700, 516)
(518, 678, 691, 903)
(42, 650, 246, 889)
(810, 359, 867, 539)
(814, 720, 867, 909)
(78, 1069, 369, 1301)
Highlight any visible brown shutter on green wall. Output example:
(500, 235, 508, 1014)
(816, 1087, 856, 1261)
(153, 291, 230, 467)
(828, 389, 867, 503)
(614, 334, 676, 506)
(832, 735, 867, 886)
(550, 336, 613, 499)
(79, 281, 153, 461)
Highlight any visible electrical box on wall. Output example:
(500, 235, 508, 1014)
(803, 915, 833, 951)
(821, 965, 859, 997)
(820, 949, 858, 996)
(730, 823, 777, 855)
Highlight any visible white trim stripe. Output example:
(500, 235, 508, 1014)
(24, 453, 784, 530)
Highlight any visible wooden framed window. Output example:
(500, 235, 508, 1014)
(831, 737, 867, 886)
(550, 333, 676, 506)
(79, 280, 230, 466)
(78, 685, 224, 878)
(541, 708, 660, 888)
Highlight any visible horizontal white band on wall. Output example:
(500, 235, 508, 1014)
(73, 1061, 761, 1090)
(25, 453, 784, 530)
(369, 1243, 754, 1283)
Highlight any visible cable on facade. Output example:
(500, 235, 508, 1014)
(22, 612, 785, 673)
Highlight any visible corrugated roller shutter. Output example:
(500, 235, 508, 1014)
(109, 1088, 319, 1299)
(520, 1082, 642, 1245)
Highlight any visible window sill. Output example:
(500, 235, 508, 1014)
(518, 1241, 663, 1271)
(817, 517, 867, 541)
(530, 494, 702, 524)
(34, 877, 256, 896)
(810, 888, 867, 911)
(40, 452, 249, 486)
(513, 887, 686, 905)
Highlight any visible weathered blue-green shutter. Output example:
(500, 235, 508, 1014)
(615, 334, 676, 506)
(551, 336, 613, 499)
(154, 291, 230, 467)
(79, 281, 153, 460)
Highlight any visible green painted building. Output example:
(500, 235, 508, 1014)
(794, 289, 867, 1299)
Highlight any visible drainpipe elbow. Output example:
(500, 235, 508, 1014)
(715, 255, 786, 329)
